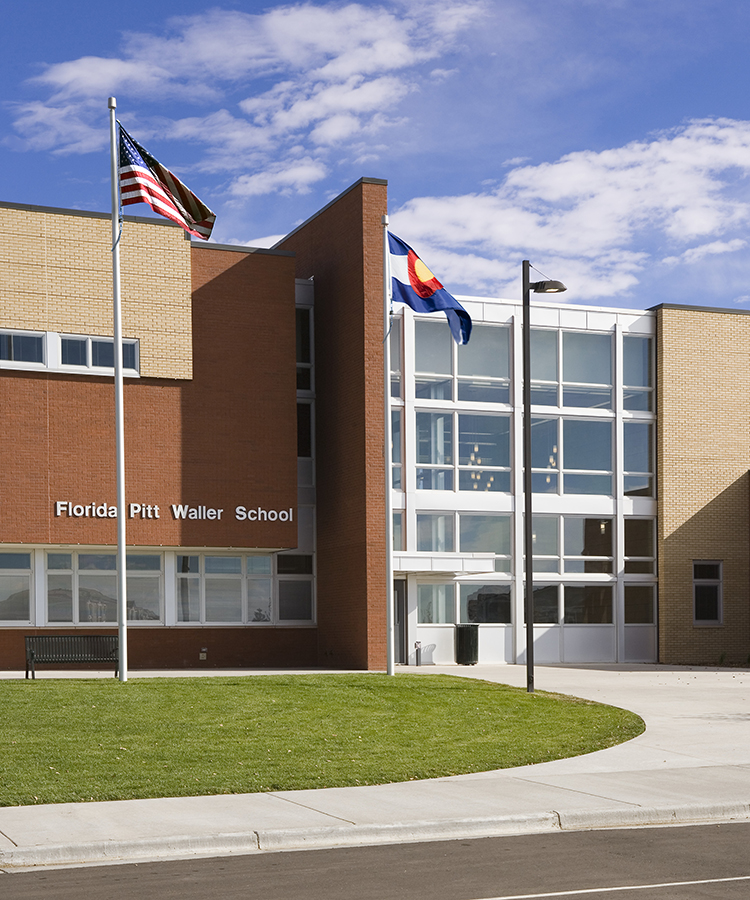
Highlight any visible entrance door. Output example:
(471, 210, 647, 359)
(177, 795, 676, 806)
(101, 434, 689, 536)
(394, 580, 407, 664)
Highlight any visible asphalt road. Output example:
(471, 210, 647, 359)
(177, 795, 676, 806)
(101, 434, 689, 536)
(3, 822, 750, 900)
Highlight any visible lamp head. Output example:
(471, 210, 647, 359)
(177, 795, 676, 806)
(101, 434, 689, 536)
(531, 280, 567, 294)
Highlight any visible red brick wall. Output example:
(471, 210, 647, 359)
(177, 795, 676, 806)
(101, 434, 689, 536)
(0, 626, 317, 671)
(0, 247, 298, 549)
(276, 179, 388, 670)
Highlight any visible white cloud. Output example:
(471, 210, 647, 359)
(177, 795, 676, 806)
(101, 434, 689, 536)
(390, 119, 750, 302)
(11, 1, 484, 199)
(662, 239, 746, 266)
(229, 158, 328, 197)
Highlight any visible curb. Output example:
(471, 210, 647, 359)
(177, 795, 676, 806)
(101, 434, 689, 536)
(2, 803, 750, 870)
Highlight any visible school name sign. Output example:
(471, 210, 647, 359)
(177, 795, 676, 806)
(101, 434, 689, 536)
(54, 501, 294, 522)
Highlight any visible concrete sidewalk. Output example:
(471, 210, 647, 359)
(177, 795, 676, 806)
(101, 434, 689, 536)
(1, 664, 749, 871)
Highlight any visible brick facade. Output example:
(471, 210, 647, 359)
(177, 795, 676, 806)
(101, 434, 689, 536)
(276, 179, 388, 670)
(0, 203, 193, 380)
(657, 305, 750, 664)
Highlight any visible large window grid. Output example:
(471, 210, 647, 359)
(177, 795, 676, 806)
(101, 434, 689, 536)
(414, 513, 512, 572)
(531, 417, 614, 495)
(528, 584, 614, 625)
(177, 553, 314, 625)
(414, 320, 511, 404)
(417, 582, 512, 624)
(416, 411, 511, 492)
(46, 552, 161, 624)
(530, 329, 613, 410)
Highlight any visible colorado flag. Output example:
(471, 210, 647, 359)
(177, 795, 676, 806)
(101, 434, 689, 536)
(388, 233, 471, 344)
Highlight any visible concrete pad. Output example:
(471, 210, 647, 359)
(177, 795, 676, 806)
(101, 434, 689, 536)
(0, 792, 346, 849)
(271, 775, 639, 827)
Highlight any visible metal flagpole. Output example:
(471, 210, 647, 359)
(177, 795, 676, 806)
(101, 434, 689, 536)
(522, 260, 534, 693)
(383, 215, 395, 676)
(108, 97, 128, 682)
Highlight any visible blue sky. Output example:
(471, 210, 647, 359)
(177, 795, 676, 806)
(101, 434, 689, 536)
(3, 0, 750, 308)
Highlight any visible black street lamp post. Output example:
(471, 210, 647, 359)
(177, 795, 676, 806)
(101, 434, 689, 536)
(522, 261, 566, 693)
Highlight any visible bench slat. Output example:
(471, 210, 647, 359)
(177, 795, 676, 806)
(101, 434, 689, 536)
(25, 635, 119, 679)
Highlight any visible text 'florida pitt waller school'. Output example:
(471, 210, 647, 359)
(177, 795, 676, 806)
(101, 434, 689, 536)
(54, 502, 294, 522)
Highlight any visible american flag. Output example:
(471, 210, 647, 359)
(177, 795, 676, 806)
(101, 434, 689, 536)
(118, 124, 215, 240)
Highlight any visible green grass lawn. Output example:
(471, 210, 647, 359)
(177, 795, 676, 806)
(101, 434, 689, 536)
(0, 674, 644, 806)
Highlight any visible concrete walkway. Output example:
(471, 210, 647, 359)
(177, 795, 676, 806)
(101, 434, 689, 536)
(1, 664, 749, 870)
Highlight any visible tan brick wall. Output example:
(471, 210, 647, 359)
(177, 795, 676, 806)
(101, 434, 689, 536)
(657, 306, 750, 664)
(0, 205, 192, 379)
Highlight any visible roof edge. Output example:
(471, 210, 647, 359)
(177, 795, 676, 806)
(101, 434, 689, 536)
(650, 302, 750, 317)
(272, 177, 387, 249)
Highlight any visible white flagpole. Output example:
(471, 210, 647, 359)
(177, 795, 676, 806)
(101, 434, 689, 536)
(383, 215, 395, 675)
(108, 97, 128, 682)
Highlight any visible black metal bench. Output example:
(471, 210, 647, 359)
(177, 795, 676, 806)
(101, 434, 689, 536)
(25, 635, 119, 679)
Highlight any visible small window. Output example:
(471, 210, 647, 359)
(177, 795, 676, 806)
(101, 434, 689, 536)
(297, 403, 312, 458)
(389, 316, 402, 399)
(417, 514, 454, 552)
(694, 561, 722, 624)
(0, 552, 32, 623)
(296, 307, 312, 391)
(392, 511, 404, 551)
(0, 331, 44, 363)
(417, 584, 454, 624)
(459, 584, 511, 623)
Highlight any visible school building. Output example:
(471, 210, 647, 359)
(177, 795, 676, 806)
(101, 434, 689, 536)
(1, 179, 748, 669)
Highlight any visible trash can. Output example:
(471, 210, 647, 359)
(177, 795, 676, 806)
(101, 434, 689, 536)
(455, 623, 479, 665)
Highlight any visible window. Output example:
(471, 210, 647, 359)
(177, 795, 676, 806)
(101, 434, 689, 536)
(532, 584, 559, 624)
(62, 336, 138, 371)
(694, 561, 722, 624)
(531, 516, 559, 573)
(417, 514, 454, 552)
(530, 330, 613, 409)
(277, 554, 314, 621)
(392, 511, 404, 551)
(563, 419, 612, 495)
(0, 553, 32, 622)
(0, 331, 44, 364)
(390, 316, 402, 398)
(531, 418, 612, 495)
(624, 520, 655, 573)
(530, 329, 558, 405)
(297, 403, 312, 458)
(457, 325, 510, 403)
(296, 308, 312, 391)
(564, 585, 613, 624)
(416, 411, 511, 492)
(416, 411, 453, 489)
(391, 409, 402, 489)
(177, 554, 279, 624)
(459, 584, 511, 623)
(624, 422, 653, 497)
(417, 584, 454, 623)
(458, 414, 510, 492)
(624, 585, 655, 624)
(415, 320, 452, 399)
(564, 517, 613, 573)
(459, 514, 511, 572)
(47, 552, 162, 624)
(0, 330, 139, 374)
(415, 320, 510, 403)
(623, 335, 653, 411)
(562, 332, 612, 409)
